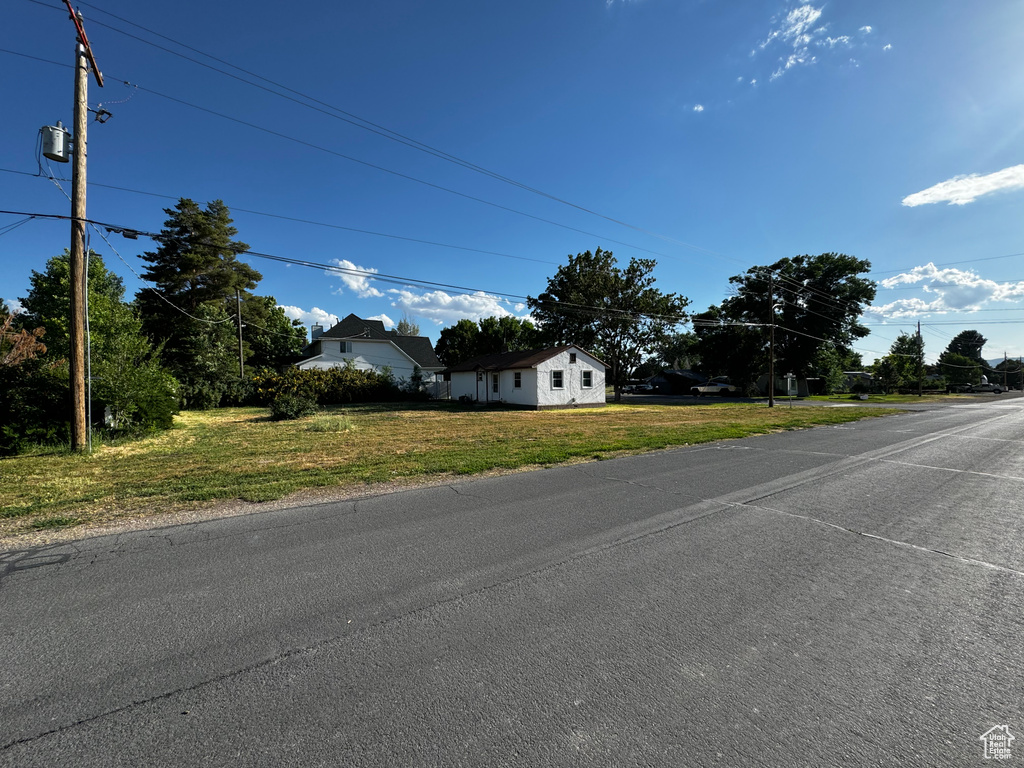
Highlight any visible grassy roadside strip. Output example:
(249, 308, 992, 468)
(1, 402, 899, 540)
(805, 393, 966, 404)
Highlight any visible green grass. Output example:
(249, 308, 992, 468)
(0, 401, 898, 540)
(806, 393, 964, 404)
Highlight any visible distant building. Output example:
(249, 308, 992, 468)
(297, 314, 443, 385)
(443, 346, 606, 410)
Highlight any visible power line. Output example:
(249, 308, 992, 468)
(26, 0, 736, 263)
(0, 209, 685, 324)
(868, 250, 1024, 277)
(0, 167, 559, 267)
(0, 45, 719, 267)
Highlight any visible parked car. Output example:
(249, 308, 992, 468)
(691, 378, 740, 397)
(968, 382, 1003, 394)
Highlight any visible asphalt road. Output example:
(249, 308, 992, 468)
(2, 396, 1023, 766)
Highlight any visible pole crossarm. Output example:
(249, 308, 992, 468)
(63, 0, 104, 87)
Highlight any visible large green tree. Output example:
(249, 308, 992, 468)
(19, 250, 127, 363)
(136, 199, 300, 405)
(434, 316, 541, 366)
(435, 318, 481, 367)
(691, 304, 767, 391)
(241, 295, 306, 370)
(9, 253, 178, 445)
(937, 351, 982, 387)
(944, 330, 987, 363)
(702, 253, 875, 388)
(528, 248, 689, 400)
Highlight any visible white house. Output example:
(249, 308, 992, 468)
(444, 346, 606, 409)
(297, 314, 444, 385)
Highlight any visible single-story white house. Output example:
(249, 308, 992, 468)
(296, 314, 444, 386)
(444, 346, 606, 409)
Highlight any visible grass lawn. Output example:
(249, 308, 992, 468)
(805, 393, 965, 404)
(0, 401, 898, 542)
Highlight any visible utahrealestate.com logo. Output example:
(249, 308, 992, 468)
(980, 725, 1014, 760)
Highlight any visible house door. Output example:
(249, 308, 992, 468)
(491, 373, 499, 401)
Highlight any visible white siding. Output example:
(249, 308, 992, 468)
(449, 347, 604, 409)
(296, 339, 430, 383)
(450, 371, 483, 401)
(535, 348, 605, 407)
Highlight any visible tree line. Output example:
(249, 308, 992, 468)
(1, 199, 306, 454)
(6, 193, 1005, 454)
(437, 249, 879, 400)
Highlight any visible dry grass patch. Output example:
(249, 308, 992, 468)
(0, 401, 897, 543)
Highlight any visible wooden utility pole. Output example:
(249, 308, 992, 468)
(768, 273, 775, 408)
(236, 290, 245, 379)
(64, 2, 103, 451)
(69, 39, 88, 450)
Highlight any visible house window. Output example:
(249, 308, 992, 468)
(570, 353, 577, 364)
(492, 373, 499, 393)
(514, 372, 522, 388)
(552, 370, 564, 389)
(582, 370, 593, 388)
(477, 372, 483, 382)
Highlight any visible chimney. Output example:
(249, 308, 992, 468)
(311, 324, 324, 340)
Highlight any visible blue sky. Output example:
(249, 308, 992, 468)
(2, 0, 1023, 364)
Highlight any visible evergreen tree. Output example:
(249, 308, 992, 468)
(135, 199, 264, 406)
(944, 330, 987, 363)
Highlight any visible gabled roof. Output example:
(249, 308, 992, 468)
(304, 314, 443, 370)
(319, 313, 392, 341)
(444, 345, 603, 373)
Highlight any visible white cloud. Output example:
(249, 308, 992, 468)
(367, 313, 395, 330)
(693, 104, 705, 112)
(279, 305, 339, 328)
(386, 288, 530, 326)
(326, 258, 385, 298)
(760, 5, 824, 51)
(819, 35, 851, 48)
(883, 43, 892, 51)
(754, 5, 878, 82)
(868, 263, 1024, 318)
(3, 298, 25, 315)
(902, 164, 1024, 207)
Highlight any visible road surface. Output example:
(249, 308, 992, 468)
(2, 397, 1023, 766)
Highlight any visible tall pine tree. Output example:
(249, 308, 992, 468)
(136, 199, 260, 407)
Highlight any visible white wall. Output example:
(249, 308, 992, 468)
(535, 349, 605, 408)
(449, 348, 604, 408)
(297, 339, 430, 383)
(450, 371, 483, 402)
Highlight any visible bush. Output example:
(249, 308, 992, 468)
(251, 364, 402, 406)
(0, 359, 72, 455)
(269, 393, 318, 421)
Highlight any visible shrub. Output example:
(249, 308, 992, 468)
(251, 364, 402, 406)
(0, 359, 72, 455)
(269, 393, 318, 421)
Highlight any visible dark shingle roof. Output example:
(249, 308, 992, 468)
(319, 314, 391, 341)
(307, 314, 442, 369)
(444, 346, 581, 373)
